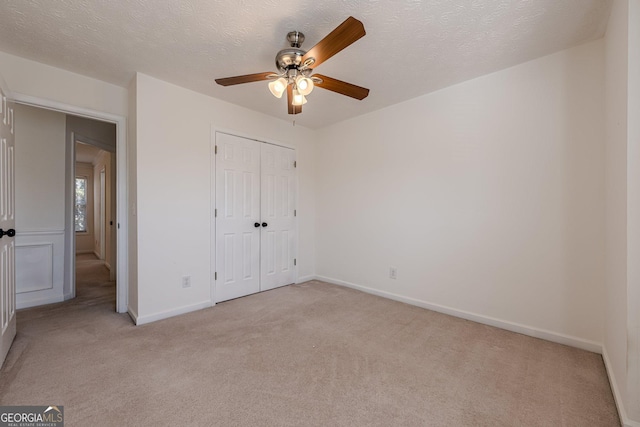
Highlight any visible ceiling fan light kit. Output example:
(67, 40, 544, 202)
(292, 89, 307, 106)
(215, 16, 370, 115)
(268, 77, 287, 98)
(295, 75, 314, 95)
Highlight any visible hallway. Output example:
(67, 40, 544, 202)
(74, 253, 116, 310)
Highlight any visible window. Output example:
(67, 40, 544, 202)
(75, 177, 87, 232)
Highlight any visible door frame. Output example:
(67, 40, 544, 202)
(209, 127, 298, 305)
(13, 93, 129, 313)
(99, 167, 106, 260)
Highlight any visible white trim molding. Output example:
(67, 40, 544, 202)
(17, 229, 65, 236)
(297, 275, 316, 283)
(134, 300, 211, 326)
(127, 306, 138, 325)
(603, 346, 640, 427)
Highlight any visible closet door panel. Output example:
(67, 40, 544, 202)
(215, 133, 261, 302)
(260, 143, 295, 291)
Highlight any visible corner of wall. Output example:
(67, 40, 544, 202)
(625, 0, 640, 421)
(126, 74, 138, 316)
(603, 345, 640, 427)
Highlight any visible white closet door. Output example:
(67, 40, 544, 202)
(215, 133, 261, 302)
(260, 143, 295, 291)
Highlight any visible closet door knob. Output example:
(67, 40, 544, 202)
(0, 228, 15, 238)
(254, 222, 261, 228)
(262, 222, 268, 228)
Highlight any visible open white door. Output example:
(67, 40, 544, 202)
(100, 168, 106, 259)
(0, 85, 16, 367)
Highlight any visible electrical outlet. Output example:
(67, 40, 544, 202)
(389, 267, 397, 279)
(182, 276, 191, 288)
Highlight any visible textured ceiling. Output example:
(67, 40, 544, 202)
(0, 0, 612, 129)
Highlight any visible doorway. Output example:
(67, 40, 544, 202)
(74, 138, 116, 308)
(12, 94, 128, 313)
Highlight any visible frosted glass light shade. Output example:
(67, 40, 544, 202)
(292, 89, 307, 106)
(295, 76, 314, 95)
(268, 78, 287, 98)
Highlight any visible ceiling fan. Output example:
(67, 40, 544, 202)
(215, 16, 370, 115)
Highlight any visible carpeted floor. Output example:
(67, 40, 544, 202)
(0, 257, 620, 426)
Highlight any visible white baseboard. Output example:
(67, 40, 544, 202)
(134, 300, 211, 326)
(297, 275, 316, 283)
(315, 275, 602, 354)
(603, 346, 640, 427)
(127, 306, 138, 325)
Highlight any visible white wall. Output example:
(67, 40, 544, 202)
(13, 103, 66, 308)
(315, 40, 605, 348)
(0, 51, 127, 117)
(75, 161, 94, 253)
(133, 73, 316, 323)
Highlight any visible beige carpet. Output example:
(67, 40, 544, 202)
(0, 259, 620, 426)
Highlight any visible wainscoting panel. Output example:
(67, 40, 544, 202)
(16, 230, 65, 309)
(16, 243, 53, 292)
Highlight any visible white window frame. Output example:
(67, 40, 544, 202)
(75, 176, 88, 233)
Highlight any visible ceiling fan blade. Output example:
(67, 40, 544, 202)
(301, 16, 365, 69)
(287, 85, 302, 115)
(215, 72, 275, 86)
(313, 74, 369, 100)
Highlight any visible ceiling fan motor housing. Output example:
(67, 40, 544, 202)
(275, 31, 315, 72)
(275, 47, 306, 71)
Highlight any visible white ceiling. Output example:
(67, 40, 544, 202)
(76, 142, 103, 164)
(0, 0, 612, 129)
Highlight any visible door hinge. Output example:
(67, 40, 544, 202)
(215, 145, 218, 154)
(215, 208, 217, 217)
(294, 160, 297, 168)
(215, 272, 217, 280)
(294, 209, 297, 217)
(294, 258, 297, 266)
